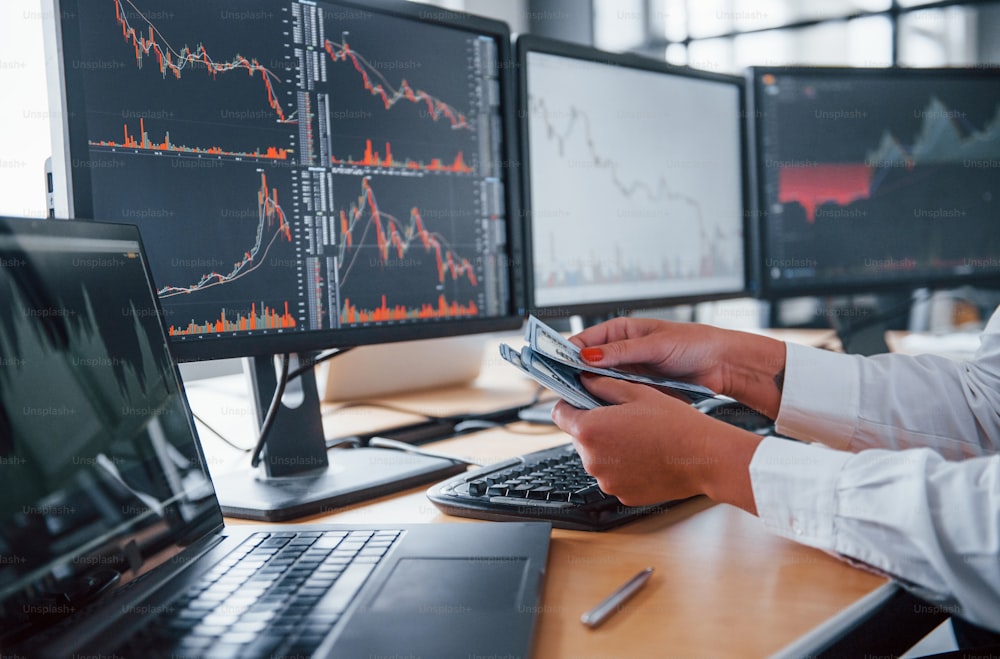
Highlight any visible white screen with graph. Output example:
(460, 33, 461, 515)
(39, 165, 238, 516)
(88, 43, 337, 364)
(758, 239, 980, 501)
(525, 50, 746, 310)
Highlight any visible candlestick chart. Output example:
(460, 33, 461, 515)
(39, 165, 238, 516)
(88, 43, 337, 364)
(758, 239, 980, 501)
(85, 155, 305, 336)
(75, 0, 297, 176)
(302, 9, 490, 183)
(323, 36, 470, 131)
(333, 176, 485, 325)
(157, 171, 293, 298)
(112, 0, 289, 124)
(61, 0, 513, 341)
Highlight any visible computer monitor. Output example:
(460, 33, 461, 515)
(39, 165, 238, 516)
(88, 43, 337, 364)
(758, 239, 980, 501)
(44, 0, 523, 520)
(749, 66, 1000, 300)
(517, 36, 750, 321)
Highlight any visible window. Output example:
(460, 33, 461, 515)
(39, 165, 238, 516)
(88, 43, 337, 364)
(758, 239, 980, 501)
(594, 0, 1000, 72)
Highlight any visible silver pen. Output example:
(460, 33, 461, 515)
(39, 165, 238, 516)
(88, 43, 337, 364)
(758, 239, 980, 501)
(580, 566, 654, 628)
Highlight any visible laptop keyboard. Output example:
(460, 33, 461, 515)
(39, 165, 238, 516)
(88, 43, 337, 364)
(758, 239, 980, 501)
(427, 443, 676, 531)
(116, 529, 401, 659)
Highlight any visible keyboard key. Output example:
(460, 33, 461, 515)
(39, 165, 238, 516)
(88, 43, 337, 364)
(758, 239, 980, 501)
(313, 563, 376, 615)
(510, 484, 534, 497)
(528, 486, 555, 499)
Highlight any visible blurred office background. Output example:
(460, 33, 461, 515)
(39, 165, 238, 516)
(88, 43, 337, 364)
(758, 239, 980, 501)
(408, 0, 1000, 69)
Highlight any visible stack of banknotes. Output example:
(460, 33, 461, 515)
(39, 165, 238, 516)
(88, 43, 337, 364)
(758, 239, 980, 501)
(500, 316, 717, 410)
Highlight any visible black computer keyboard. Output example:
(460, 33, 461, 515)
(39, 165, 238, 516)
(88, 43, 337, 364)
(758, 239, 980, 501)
(115, 529, 400, 659)
(426, 443, 677, 531)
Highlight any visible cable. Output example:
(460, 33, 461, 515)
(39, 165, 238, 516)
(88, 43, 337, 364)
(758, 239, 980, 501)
(368, 436, 481, 466)
(323, 399, 447, 422)
(191, 411, 253, 452)
(498, 423, 564, 436)
(323, 384, 549, 426)
(197, 349, 355, 458)
(328, 437, 362, 449)
(286, 347, 354, 382)
(249, 353, 290, 469)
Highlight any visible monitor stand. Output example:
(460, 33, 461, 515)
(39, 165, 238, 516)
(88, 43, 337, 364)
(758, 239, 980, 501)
(831, 306, 891, 356)
(213, 353, 467, 522)
(827, 293, 921, 356)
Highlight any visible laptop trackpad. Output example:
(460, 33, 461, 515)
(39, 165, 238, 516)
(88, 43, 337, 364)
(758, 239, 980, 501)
(370, 557, 527, 611)
(329, 557, 536, 657)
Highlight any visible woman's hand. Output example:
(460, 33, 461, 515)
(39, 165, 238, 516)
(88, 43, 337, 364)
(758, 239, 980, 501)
(569, 317, 787, 419)
(552, 374, 762, 514)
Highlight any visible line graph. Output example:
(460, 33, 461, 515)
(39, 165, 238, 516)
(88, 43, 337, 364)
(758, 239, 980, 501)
(337, 177, 479, 288)
(323, 35, 470, 130)
(91, 118, 290, 160)
(527, 93, 743, 291)
(157, 170, 292, 298)
(531, 97, 693, 204)
(112, 0, 290, 123)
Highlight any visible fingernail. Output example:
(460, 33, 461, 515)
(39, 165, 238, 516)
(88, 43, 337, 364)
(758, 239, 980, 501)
(581, 347, 603, 362)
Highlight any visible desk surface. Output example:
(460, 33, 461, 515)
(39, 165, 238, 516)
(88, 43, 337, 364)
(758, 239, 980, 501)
(191, 331, 887, 659)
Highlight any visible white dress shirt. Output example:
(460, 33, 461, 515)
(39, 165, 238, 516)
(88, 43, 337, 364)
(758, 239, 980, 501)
(749, 310, 1000, 633)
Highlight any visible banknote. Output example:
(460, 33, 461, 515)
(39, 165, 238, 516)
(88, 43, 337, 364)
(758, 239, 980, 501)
(498, 343, 604, 410)
(523, 316, 716, 402)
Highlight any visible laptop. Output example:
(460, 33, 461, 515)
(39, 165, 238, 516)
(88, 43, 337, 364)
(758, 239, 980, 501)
(0, 217, 550, 658)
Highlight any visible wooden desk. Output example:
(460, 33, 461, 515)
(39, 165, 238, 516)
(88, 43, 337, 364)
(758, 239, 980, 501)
(192, 334, 887, 659)
(277, 435, 885, 659)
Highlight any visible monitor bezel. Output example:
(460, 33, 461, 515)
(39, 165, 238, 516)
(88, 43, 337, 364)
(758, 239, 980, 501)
(44, 0, 526, 362)
(516, 34, 754, 320)
(748, 65, 1000, 300)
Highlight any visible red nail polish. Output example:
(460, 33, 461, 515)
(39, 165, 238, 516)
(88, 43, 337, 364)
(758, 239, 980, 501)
(581, 347, 603, 362)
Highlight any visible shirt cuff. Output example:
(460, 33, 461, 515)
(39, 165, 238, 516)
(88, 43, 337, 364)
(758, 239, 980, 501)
(749, 436, 853, 548)
(775, 342, 861, 451)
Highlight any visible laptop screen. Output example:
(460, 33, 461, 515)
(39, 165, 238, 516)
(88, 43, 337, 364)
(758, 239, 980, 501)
(0, 218, 221, 642)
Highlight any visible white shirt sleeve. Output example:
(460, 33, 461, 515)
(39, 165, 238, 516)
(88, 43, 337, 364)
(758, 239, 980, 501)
(749, 437, 1000, 632)
(776, 309, 1000, 460)
(753, 309, 1000, 632)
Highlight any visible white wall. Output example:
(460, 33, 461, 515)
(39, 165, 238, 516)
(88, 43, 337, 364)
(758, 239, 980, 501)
(0, 0, 52, 219)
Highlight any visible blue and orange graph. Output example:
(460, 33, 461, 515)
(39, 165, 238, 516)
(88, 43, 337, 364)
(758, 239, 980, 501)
(341, 294, 478, 324)
(158, 170, 292, 298)
(338, 177, 478, 287)
(113, 0, 290, 123)
(91, 118, 290, 160)
(331, 138, 472, 173)
(324, 36, 470, 130)
(169, 300, 297, 335)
